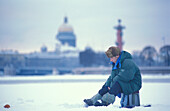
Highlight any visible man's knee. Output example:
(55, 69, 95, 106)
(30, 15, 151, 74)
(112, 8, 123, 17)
(109, 81, 122, 95)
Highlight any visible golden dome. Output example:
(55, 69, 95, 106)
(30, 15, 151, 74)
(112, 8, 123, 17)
(58, 24, 73, 32)
(58, 16, 73, 32)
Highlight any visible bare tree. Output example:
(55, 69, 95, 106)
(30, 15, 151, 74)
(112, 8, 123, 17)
(160, 45, 170, 66)
(140, 46, 157, 66)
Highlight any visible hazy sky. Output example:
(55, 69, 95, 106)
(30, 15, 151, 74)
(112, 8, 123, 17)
(0, 0, 169, 53)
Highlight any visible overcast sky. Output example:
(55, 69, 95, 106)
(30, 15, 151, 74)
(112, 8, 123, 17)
(0, 0, 169, 53)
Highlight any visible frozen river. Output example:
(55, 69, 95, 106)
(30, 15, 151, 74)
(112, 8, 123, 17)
(0, 74, 170, 111)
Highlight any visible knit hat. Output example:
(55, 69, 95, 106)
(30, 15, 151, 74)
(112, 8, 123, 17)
(105, 46, 121, 58)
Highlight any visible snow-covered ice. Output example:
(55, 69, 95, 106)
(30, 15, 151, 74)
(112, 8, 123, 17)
(0, 74, 170, 111)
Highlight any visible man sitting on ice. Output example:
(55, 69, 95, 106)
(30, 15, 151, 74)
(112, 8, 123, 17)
(84, 46, 142, 106)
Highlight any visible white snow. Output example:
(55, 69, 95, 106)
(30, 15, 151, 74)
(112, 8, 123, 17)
(0, 74, 170, 82)
(0, 74, 170, 111)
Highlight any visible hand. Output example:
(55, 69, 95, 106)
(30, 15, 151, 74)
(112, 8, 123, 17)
(108, 87, 110, 90)
(98, 85, 109, 96)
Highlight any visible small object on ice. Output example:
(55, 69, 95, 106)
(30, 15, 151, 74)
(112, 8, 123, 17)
(143, 104, 151, 107)
(4, 104, 10, 108)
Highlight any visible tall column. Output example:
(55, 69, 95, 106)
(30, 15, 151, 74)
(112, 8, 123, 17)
(114, 19, 125, 51)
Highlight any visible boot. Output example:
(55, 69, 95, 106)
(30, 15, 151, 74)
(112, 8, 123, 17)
(101, 92, 115, 106)
(84, 93, 102, 106)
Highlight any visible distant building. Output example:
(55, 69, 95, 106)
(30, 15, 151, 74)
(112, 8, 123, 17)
(22, 16, 79, 74)
(41, 45, 48, 53)
(0, 51, 25, 75)
(24, 43, 79, 75)
(56, 16, 76, 47)
(0, 16, 79, 75)
(0, 51, 25, 69)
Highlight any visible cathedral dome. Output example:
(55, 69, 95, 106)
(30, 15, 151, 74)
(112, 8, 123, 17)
(58, 16, 73, 32)
(56, 16, 76, 47)
(58, 24, 73, 32)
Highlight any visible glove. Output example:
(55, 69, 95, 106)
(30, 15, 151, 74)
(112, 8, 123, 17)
(98, 85, 109, 96)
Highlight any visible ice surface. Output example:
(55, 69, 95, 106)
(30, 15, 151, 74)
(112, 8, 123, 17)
(0, 75, 170, 111)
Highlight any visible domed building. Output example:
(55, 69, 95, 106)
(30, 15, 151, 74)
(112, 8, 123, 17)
(56, 16, 76, 47)
(41, 45, 48, 53)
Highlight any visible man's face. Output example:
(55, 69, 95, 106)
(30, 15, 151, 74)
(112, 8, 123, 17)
(110, 56, 119, 63)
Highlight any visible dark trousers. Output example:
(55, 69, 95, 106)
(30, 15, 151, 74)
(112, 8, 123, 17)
(98, 81, 122, 96)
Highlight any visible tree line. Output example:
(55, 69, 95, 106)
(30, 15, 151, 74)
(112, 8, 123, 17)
(79, 45, 170, 67)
